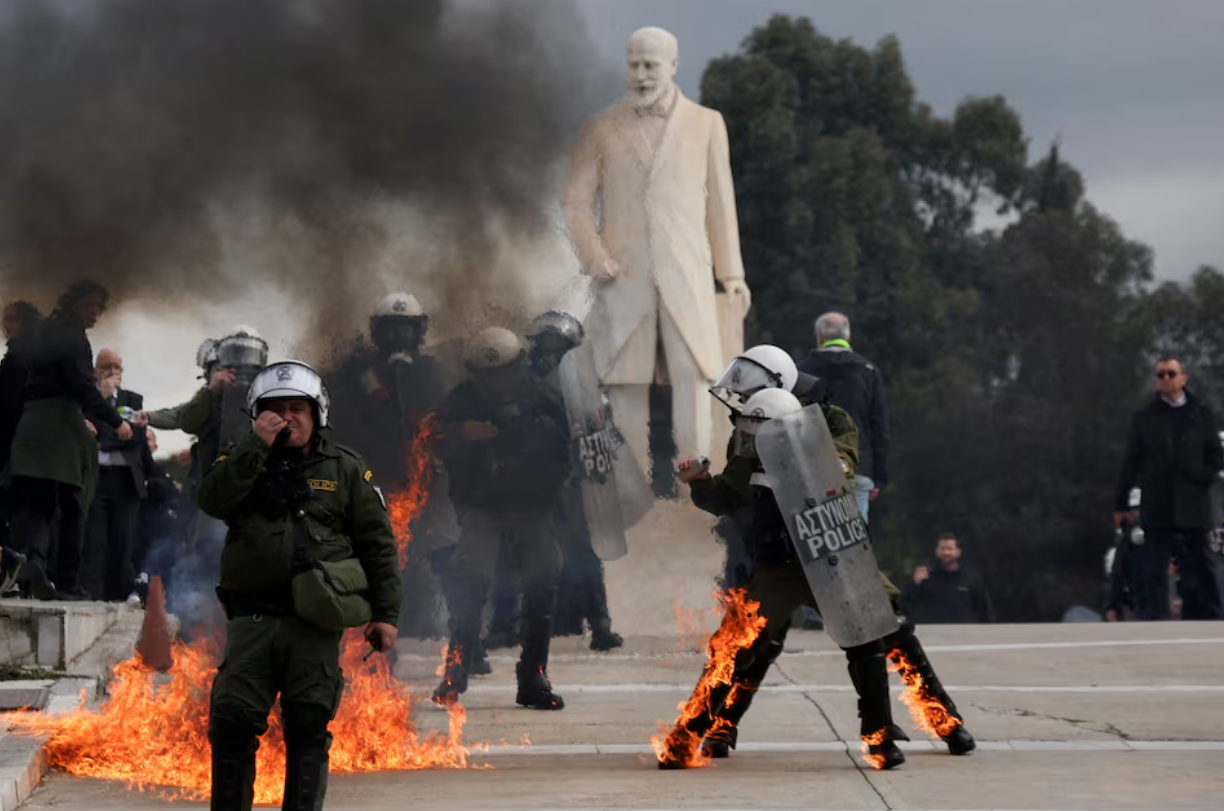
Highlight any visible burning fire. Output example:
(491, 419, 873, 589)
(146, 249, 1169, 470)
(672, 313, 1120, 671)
(386, 413, 439, 569)
(652, 589, 766, 768)
(861, 728, 889, 770)
(888, 652, 962, 738)
(8, 630, 471, 805)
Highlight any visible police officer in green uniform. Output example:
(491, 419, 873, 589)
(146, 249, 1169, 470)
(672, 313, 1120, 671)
(432, 327, 569, 710)
(197, 361, 400, 811)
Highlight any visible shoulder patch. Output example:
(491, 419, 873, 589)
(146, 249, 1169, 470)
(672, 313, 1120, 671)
(364, 470, 373, 483)
(212, 454, 228, 467)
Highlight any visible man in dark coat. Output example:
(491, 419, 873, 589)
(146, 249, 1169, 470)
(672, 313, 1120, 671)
(796, 312, 889, 523)
(82, 348, 152, 602)
(1115, 357, 1224, 620)
(902, 534, 995, 624)
(4, 282, 130, 599)
(0, 301, 41, 589)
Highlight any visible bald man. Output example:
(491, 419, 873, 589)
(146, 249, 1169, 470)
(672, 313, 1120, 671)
(82, 348, 154, 601)
(562, 26, 751, 477)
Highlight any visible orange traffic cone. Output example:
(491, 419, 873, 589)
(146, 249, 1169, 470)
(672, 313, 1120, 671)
(136, 575, 174, 672)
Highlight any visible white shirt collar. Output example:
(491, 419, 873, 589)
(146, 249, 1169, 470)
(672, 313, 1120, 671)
(1161, 392, 1188, 408)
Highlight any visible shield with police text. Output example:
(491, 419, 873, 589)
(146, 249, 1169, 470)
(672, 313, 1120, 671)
(557, 342, 632, 561)
(755, 403, 897, 648)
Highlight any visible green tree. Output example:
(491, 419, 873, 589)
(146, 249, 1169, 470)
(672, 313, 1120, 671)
(700, 17, 1164, 620)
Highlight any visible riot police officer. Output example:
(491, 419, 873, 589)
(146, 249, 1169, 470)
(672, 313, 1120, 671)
(432, 327, 570, 710)
(525, 311, 623, 651)
(327, 293, 454, 640)
(198, 361, 400, 811)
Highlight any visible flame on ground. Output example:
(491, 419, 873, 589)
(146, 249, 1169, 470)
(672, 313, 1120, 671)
(888, 652, 962, 739)
(8, 630, 471, 805)
(861, 728, 889, 770)
(652, 589, 766, 768)
(386, 413, 439, 569)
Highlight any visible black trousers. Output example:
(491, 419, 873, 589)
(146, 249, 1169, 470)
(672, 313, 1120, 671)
(82, 467, 141, 602)
(1135, 529, 1223, 620)
(8, 476, 85, 592)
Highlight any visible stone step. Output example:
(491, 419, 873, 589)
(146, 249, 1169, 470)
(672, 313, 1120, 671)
(0, 600, 124, 670)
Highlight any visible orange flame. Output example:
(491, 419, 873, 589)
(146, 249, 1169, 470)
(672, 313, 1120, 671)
(652, 589, 766, 768)
(9, 630, 473, 805)
(861, 728, 889, 770)
(888, 652, 962, 739)
(386, 414, 439, 569)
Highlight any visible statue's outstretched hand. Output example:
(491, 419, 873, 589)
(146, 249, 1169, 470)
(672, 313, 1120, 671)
(593, 257, 621, 284)
(724, 279, 752, 316)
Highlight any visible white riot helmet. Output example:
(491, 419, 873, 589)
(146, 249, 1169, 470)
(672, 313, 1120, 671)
(464, 327, 525, 371)
(373, 292, 424, 319)
(247, 361, 331, 428)
(216, 325, 268, 370)
(712, 345, 799, 410)
(732, 388, 803, 459)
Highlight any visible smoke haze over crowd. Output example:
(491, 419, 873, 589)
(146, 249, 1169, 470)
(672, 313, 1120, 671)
(0, 0, 601, 356)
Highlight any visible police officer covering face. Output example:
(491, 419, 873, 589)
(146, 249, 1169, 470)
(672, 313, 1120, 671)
(197, 361, 400, 811)
(432, 327, 570, 710)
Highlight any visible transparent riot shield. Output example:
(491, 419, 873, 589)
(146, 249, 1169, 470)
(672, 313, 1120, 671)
(557, 342, 629, 561)
(755, 403, 897, 648)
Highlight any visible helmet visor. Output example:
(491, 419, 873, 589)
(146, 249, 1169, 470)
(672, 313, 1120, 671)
(713, 358, 784, 402)
(217, 336, 268, 369)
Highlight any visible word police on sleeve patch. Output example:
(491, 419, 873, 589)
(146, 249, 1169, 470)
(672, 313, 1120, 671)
(308, 479, 338, 492)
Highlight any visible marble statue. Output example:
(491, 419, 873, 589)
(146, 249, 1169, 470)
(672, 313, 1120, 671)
(561, 26, 751, 474)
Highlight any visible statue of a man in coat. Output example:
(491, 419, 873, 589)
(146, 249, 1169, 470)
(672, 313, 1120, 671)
(562, 26, 751, 476)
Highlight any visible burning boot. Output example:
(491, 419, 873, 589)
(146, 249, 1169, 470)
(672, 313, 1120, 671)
(887, 622, 976, 755)
(588, 578, 623, 652)
(700, 635, 784, 759)
(846, 643, 908, 770)
(516, 607, 564, 710)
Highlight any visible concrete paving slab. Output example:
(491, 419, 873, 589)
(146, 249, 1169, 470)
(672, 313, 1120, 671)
(9, 621, 1224, 810)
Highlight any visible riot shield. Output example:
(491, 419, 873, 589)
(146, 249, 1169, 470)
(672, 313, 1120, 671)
(557, 342, 629, 561)
(756, 403, 897, 648)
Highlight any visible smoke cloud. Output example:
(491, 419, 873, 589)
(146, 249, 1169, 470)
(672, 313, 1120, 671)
(0, 0, 600, 352)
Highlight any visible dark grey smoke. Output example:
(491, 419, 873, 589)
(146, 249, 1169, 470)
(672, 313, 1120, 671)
(0, 0, 598, 340)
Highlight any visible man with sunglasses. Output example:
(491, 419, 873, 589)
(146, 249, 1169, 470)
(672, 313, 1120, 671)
(1115, 357, 1224, 619)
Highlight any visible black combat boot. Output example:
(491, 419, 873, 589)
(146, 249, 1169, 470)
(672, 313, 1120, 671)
(887, 623, 977, 755)
(515, 661, 564, 710)
(699, 635, 784, 759)
(281, 706, 331, 811)
(846, 644, 908, 771)
(588, 579, 623, 652)
(208, 707, 259, 811)
(517, 608, 564, 710)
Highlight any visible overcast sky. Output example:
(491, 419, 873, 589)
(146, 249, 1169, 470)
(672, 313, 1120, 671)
(574, 0, 1224, 281)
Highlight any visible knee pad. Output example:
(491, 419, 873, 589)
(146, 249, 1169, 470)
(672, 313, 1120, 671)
(281, 701, 333, 747)
(209, 702, 263, 750)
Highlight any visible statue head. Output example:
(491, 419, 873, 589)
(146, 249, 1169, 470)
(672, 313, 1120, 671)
(625, 27, 678, 110)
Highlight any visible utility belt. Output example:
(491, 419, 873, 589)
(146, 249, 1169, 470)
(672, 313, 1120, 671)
(216, 587, 295, 620)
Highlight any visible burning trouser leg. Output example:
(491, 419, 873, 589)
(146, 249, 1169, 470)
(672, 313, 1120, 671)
(885, 618, 976, 755)
(658, 563, 804, 769)
(209, 613, 343, 811)
(699, 633, 786, 758)
(427, 545, 492, 678)
(846, 640, 908, 770)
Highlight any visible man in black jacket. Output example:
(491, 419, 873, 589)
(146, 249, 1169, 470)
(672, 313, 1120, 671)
(82, 348, 153, 602)
(0, 301, 41, 589)
(3, 282, 131, 599)
(902, 534, 995, 624)
(1115, 357, 1224, 620)
(796, 312, 889, 523)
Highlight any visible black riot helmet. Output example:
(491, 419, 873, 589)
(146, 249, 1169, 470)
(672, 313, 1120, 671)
(526, 310, 584, 377)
